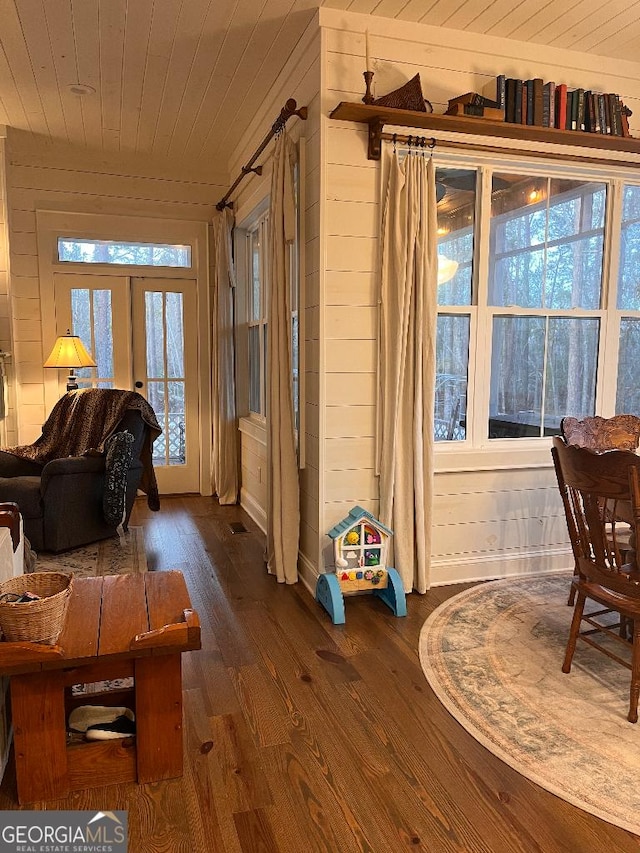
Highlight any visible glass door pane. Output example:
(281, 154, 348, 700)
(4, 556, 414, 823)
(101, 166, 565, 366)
(132, 277, 198, 493)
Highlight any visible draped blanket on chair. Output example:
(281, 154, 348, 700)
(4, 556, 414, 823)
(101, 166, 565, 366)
(3, 388, 162, 510)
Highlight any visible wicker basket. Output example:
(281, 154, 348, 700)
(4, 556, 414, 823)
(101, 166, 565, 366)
(0, 572, 73, 645)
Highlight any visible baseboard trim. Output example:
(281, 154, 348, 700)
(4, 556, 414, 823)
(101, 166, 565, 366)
(298, 552, 319, 597)
(240, 488, 266, 534)
(430, 547, 574, 587)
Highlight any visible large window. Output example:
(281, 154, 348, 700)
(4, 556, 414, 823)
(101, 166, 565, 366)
(244, 208, 300, 426)
(435, 160, 640, 445)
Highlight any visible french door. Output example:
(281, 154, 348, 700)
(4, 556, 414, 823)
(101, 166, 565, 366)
(53, 272, 200, 494)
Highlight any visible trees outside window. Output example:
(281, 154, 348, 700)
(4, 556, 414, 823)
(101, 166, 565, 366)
(434, 162, 639, 444)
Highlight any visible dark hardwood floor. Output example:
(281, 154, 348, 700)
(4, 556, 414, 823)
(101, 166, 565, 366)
(1, 495, 638, 852)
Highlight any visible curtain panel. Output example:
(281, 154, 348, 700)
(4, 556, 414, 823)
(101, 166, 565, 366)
(266, 130, 300, 583)
(211, 206, 239, 505)
(378, 151, 438, 593)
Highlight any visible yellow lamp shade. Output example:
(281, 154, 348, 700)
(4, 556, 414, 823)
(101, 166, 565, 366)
(44, 330, 96, 392)
(44, 331, 96, 369)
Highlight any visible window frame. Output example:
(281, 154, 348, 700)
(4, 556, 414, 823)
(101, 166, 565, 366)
(245, 210, 269, 421)
(235, 170, 302, 439)
(431, 148, 639, 470)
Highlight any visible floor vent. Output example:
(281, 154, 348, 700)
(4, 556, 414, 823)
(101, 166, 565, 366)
(229, 521, 248, 534)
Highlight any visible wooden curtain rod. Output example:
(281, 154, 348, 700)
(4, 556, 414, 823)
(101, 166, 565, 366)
(216, 98, 308, 211)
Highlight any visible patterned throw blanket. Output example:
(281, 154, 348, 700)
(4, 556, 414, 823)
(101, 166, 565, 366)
(4, 388, 162, 511)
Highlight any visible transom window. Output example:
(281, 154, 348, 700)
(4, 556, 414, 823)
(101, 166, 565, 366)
(58, 238, 191, 268)
(434, 159, 640, 445)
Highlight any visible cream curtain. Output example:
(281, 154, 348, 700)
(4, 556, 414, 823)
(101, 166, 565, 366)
(378, 150, 438, 593)
(266, 130, 300, 583)
(210, 206, 239, 505)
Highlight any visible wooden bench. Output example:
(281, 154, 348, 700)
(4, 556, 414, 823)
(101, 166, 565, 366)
(0, 570, 201, 804)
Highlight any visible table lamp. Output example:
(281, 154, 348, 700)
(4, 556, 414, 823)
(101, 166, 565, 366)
(43, 330, 97, 391)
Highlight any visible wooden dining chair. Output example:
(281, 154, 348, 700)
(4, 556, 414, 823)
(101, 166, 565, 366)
(551, 436, 640, 722)
(559, 415, 640, 604)
(560, 414, 640, 452)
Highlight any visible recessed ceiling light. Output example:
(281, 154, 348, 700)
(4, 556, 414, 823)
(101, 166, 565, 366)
(68, 83, 96, 96)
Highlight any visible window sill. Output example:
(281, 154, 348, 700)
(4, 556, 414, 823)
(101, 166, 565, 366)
(434, 439, 555, 474)
(239, 416, 266, 446)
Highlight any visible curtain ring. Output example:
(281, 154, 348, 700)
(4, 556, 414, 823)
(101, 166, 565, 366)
(392, 133, 397, 153)
(407, 135, 412, 150)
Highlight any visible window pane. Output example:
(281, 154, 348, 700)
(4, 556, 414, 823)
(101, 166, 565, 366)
(249, 327, 261, 414)
(71, 288, 111, 384)
(166, 292, 184, 378)
(148, 381, 166, 464)
(250, 231, 261, 321)
(92, 290, 114, 380)
(435, 315, 469, 441)
(436, 168, 476, 306)
(58, 238, 191, 267)
(616, 318, 640, 413)
(145, 292, 165, 378)
(490, 316, 545, 437)
(167, 381, 186, 465)
(489, 175, 605, 309)
(618, 185, 640, 310)
(544, 317, 599, 420)
(490, 315, 598, 437)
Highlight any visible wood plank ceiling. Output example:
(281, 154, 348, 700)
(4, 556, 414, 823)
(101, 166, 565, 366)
(0, 0, 638, 172)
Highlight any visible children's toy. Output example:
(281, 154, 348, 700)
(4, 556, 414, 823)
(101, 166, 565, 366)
(316, 506, 407, 625)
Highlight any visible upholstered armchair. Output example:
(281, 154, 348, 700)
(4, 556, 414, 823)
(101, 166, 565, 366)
(0, 389, 161, 553)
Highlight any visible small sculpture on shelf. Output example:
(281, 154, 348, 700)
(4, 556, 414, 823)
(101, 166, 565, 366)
(361, 30, 431, 112)
(315, 506, 407, 625)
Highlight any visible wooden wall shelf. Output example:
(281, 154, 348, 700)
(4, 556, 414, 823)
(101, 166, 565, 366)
(330, 101, 640, 163)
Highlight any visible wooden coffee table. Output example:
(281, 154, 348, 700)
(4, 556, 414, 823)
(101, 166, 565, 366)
(0, 570, 201, 804)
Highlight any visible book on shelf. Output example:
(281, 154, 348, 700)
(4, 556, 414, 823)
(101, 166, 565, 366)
(570, 89, 579, 130)
(525, 80, 534, 125)
(544, 82, 555, 128)
(445, 102, 505, 120)
(505, 78, 516, 123)
(532, 78, 544, 126)
(555, 83, 567, 130)
(576, 88, 585, 131)
(565, 89, 573, 130)
(597, 93, 607, 133)
(612, 95, 623, 136)
(586, 92, 596, 133)
(514, 79, 523, 124)
(482, 74, 506, 110)
(605, 93, 614, 134)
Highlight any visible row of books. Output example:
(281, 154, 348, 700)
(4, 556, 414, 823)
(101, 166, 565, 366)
(488, 75, 631, 137)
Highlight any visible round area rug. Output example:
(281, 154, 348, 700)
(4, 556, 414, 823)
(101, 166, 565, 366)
(419, 574, 640, 835)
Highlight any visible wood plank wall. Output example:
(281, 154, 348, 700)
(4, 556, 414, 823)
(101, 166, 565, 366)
(320, 9, 640, 586)
(3, 130, 226, 444)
